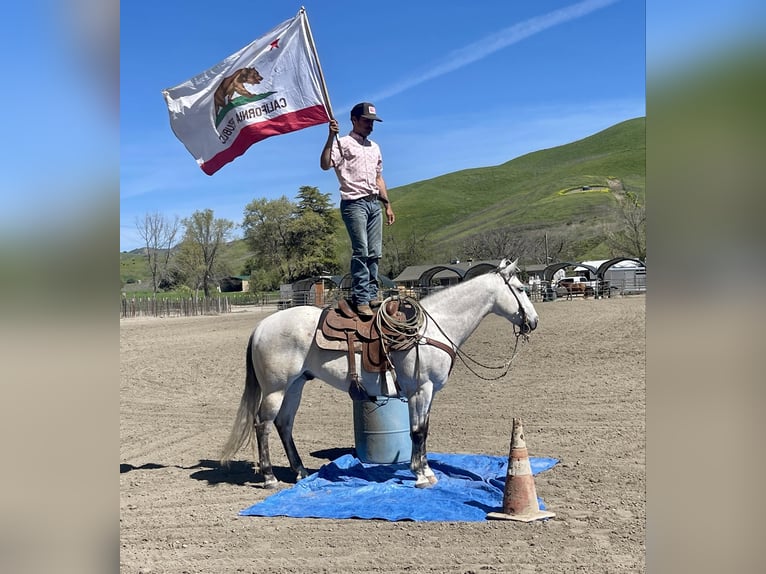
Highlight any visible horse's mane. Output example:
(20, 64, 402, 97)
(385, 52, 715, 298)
(417, 268, 499, 308)
(416, 260, 519, 308)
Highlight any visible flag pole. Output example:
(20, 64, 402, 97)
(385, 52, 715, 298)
(300, 7, 342, 154)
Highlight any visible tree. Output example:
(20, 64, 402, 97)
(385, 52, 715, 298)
(242, 196, 296, 280)
(290, 186, 340, 278)
(178, 209, 235, 297)
(383, 230, 431, 279)
(459, 227, 532, 261)
(135, 212, 180, 294)
(606, 191, 646, 260)
(530, 231, 567, 264)
(242, 187, 340, 284)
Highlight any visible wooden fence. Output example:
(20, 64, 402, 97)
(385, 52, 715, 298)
(120, 292, 286, 319)
(120, 296, 232, 318)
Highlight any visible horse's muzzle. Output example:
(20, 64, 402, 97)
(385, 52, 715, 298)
(520, 318, 537, 334)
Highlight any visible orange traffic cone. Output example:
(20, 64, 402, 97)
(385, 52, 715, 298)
(487, 418, 555, 522)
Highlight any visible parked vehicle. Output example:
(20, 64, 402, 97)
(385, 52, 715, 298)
(556, 276, 589, 287)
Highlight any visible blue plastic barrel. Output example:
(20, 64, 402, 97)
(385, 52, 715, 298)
(353, 396, 412, 464)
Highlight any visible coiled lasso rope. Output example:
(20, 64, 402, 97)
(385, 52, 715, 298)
(375, 296, 425, 355)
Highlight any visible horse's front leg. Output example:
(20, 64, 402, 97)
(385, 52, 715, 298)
(408, 383, 437, 488)
(411, 413, 437, 487)
(274, 421, 309, 481)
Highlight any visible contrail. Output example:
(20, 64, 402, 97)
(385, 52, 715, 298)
(365, 0, 621, 104)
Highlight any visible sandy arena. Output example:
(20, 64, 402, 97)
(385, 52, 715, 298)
(120, 294, 645, 573)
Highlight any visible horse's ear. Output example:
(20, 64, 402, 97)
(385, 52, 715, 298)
(498, 258, 519, 276)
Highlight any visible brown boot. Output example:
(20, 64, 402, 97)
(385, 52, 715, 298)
(356, 303, 374, 318)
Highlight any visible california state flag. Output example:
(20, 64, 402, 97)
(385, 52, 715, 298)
(162, 9, 330, 175)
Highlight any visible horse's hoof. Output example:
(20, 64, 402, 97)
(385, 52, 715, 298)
(262, 477, 278, 489)
(414, 478, 433, 489)
(427, 475, 438, 485)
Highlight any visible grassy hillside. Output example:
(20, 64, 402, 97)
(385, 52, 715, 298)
(120, 240, 253, 288)
(120, 250, 150, 286)
(386, 117, 645, 254)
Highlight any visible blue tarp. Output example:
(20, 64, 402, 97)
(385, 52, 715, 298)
(240, 452, 558, 522)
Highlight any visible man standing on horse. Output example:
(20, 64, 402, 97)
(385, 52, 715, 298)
(320, 102, 395, 318)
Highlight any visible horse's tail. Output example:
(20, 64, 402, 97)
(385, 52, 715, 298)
(221, 333, 262, 466)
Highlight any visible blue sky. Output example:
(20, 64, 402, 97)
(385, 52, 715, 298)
(119, 0, 646, 252)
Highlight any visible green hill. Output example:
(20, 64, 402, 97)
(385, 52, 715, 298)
(385, 117, 644, 258)
(120, 240, 253, 289)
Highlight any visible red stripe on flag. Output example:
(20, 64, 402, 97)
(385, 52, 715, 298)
(201, 105, 330, 175)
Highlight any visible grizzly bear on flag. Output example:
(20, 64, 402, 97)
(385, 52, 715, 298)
(213, 67, 264, 118)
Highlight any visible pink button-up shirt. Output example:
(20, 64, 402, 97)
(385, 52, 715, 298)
(329, 131, 383, 201)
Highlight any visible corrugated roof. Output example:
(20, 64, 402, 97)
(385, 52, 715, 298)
(393, 265, 435, 282)
(393, 260, 501, 283)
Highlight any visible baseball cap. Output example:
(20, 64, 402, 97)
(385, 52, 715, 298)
(350, 102, 382, 122)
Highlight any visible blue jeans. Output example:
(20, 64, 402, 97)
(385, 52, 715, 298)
(340, 198, 382, 305)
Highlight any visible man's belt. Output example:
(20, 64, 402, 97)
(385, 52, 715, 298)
(356, 194, 389, 205)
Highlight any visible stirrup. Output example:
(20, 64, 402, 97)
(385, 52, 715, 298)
(348, 378, 369, 401)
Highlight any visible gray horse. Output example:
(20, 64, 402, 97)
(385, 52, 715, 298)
(221, 258, 538, 488)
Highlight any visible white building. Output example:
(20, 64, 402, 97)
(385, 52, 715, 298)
(579, 259, 646, 293)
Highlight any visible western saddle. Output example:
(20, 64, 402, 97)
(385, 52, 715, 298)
(315, 297, 455, 400)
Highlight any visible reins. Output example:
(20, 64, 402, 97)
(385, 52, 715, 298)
(418, 304, 525, 382)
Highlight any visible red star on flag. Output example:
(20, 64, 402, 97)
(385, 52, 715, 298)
(269, 39, 280, 50)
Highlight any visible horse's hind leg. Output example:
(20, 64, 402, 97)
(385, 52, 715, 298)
(274, 377, 310, 480)
(254, 392, 285, 488)
(254, 419, 277, 488)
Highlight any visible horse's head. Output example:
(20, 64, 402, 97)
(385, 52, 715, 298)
(495, 258, 538, 335)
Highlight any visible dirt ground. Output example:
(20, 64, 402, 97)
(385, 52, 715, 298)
(120, 294, 645, 573)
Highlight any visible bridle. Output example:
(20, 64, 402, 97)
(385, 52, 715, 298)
(496, 268, 533, 340)
(414, 267, 533, 381)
